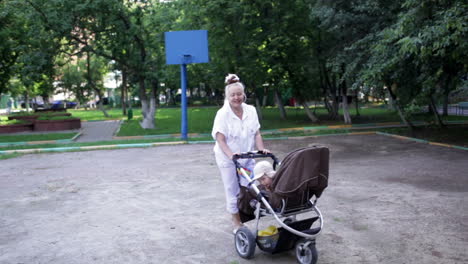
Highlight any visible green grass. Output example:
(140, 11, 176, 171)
(68, 108, 127, 121)
(0, 138, 183, 151)
(0, 153, 23, 160)
(0, 132, 78, 143)
(117, 107, 218, 136)
(116, 106, 468, 136)
(263, 129, 360, 138)
(116, 106, 405, 136)
(68, 105, 405, 128)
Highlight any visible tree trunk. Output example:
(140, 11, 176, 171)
(95, 96, 109, 119)
(96, 96, 108, 117)
(429, 95, 445, 127)
(262, 87, 268, 106)
(388, 83, 414, 129)
(387, 89, 396, 110)
(323, 97, 332, 113)
(121, 68, 127, 115)
(329, 74, 340, 120)
(139, 77, 157, 129)
(42, 95, 50, 108)
(331, 95, 339, 119)
(301, 102, 319, 122)
(25, 92, 30, 113)
(427, 103, 433, 114)
(165, 88, 172, 106)
(342, 95, 352, 124)
(339, 64, 352, 124)
(327, 73, 339, 120)
(86, 51, 109, 117)
(442, 93, 448, 116)
(442, 77, 451, 116)
(255, 96, 263, 121)
(274, 88, 287, 120)
(354, 94, 360, 117)
(251, 84, 263, 121)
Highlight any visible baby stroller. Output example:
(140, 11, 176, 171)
(233, 146, 329, 264)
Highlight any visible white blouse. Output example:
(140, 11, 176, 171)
(212, 103, 260, 167)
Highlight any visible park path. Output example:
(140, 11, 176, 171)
(76, 120, 121, 142)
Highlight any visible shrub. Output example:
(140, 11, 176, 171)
(9, 112, 37, 116)
(37, 115, 76, 121)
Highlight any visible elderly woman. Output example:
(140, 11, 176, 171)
(212, 73, 269, 233)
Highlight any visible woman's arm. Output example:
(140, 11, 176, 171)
(216, 132, 235, 159)
(255, 130, 269, 153)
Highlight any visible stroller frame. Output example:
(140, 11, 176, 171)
(233, 151, 324, 264)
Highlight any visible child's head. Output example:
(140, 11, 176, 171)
(253, 160, 276, 190)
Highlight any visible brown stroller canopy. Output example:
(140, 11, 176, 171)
(272, 146, 329, 199)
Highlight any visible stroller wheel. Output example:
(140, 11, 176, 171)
(295, 239, 318, 264)
(234, 226, 256, 259)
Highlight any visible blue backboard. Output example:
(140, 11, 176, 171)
(165, 30, 209, 65)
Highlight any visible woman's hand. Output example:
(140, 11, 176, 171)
(231, 152, 240, 160)
(259, 149, 270, 154)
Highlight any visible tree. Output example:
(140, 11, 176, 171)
(1, 0, 62, 111)
(0, 2, 20, 97)
(357, 0, 467, 128)
(22, 0, 168, 128)
(312, 0, 404, 124)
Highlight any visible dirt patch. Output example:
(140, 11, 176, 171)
(0, 134, 467, 263)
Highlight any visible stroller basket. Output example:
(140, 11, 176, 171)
(257, 217, 319, 254)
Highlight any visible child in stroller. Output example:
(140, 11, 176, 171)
(252, 160, 276, 191)
(233, 146, 329, 264)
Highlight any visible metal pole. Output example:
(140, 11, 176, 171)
(180, 64, 188, 140)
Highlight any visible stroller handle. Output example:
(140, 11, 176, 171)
(232, 151, 280, 169)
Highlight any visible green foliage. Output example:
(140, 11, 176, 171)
(1, 0, 466, 128)
(0, 119, 28, 125)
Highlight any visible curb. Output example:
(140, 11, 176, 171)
(0, 141, 186, 155)
(113, 132, 210, 140)
(375, 132, 468, 151)
(81, 119, 123, 122)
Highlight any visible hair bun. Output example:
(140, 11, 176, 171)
(225, 73, 240, 85)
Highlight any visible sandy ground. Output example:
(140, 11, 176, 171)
(0, 134, 467, 264)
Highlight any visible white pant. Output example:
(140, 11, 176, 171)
(217, 160, 254, 214)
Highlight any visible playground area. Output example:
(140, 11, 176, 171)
(0, 134, 467, 264)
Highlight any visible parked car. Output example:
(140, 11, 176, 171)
(50, 100, 78, 109)
(19, 100, 44, 109)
